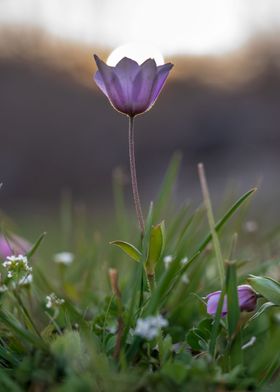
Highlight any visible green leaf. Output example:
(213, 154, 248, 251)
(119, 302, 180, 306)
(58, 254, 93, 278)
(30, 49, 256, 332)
(226, 262, 240, 337)
(141, 202, 155, 263)
(159, 334, 173, 364)
(145, 221, 165, 275)
(245, 302, 276, 327)
(193, 188, 257, 258)
(109, 240, 141, 262)
(161, 360, 188, 384)
(26, 232, 46, 258)
(0, 308, 47, 350)
(225, 262, 243, 368)
(198, 163, 225, 286)
(186, 329, 208, 352)
(247, 275, 280, 305)
(197, 318, 214, 340)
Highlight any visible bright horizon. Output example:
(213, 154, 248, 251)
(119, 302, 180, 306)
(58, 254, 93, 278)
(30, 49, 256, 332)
(0, 0, 279, 56)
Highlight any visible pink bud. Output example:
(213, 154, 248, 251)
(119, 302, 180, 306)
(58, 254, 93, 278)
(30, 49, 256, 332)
(206, 284, 257, 317)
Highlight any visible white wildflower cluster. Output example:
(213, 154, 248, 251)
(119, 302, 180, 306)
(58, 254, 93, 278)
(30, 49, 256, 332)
(53, 252, 74, 265)
(46, 293, 65, 309)
(135, 315, 168, 341)
(3, 255, 32, 279)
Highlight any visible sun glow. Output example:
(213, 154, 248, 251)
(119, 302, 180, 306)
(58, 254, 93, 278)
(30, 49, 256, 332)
(106, 43, 165, 66)
(0, 1, 279, 57)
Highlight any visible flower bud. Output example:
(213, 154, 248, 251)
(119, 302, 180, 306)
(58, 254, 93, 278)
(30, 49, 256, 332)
(206, 284, 257, 317)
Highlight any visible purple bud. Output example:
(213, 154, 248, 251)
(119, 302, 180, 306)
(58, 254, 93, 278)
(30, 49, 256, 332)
(0, 235, 30, 259)
(93, 55, 173, 117)
(206, 284, 257, 317)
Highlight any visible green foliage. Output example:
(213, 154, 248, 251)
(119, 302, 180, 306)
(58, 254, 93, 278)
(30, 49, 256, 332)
(248, 275, 280, 305)
(0, 156, 279, 391)
(145, 221, 165, 276)
(109, 240, 141, 262)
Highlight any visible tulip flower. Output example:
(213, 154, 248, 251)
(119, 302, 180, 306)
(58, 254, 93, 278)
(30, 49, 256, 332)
(0, 234, 30, 259)
(94, 55, 173, 117)
(206, 284, 257, 317)
(94, 54, 173, 234)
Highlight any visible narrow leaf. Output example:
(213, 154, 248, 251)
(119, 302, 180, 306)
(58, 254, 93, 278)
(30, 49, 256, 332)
(193, 188, 256, 258)
(110, 240, 141, 262)
(26, 232, 46, 258)
(226, 262, 240, 337)
(245, 302, 276, 327)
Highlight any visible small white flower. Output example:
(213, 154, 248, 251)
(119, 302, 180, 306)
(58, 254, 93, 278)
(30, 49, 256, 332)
(135, 315, 168, 340)
(181, 273, 189, 284)
(180, 257, 189, 265)
(244, 220, 258, 233)
(46, 293, 65, 309)
(2, 261, 11, 268)
(53, 252, 74, 265)
(163, 255, 173, 269)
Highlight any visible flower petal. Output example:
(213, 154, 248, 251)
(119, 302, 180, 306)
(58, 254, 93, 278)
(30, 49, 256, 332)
(94, 70, 109, 97)
(131, 59, 157, 115)
(115, 57, 140, 79)
(94, 55, 128, 114)
(238, 285, 257, 311)
(206, 291, 228, 316)
(148, 63, 174, 109)
(114, 57, 140, 110)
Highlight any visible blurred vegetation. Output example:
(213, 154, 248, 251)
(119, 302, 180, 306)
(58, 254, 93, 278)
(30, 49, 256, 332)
(0, 155, 280, 391)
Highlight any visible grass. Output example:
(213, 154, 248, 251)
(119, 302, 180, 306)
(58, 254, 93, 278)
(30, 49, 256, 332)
(0, 154, 280, 391)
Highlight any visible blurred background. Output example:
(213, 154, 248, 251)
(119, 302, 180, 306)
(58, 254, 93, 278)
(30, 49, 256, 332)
(0, 0, 280, 232)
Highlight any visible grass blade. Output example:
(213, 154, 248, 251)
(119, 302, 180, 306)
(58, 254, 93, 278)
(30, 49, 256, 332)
(154, 152, 182, 221)
(192, 187, 257, 259)
(26, 232, 46, 259)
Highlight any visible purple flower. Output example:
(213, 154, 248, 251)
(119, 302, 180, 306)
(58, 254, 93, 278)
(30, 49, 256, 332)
(206, 284, 257, 317)
(0, 235, 30, 259)
(93, 55, 173, 117)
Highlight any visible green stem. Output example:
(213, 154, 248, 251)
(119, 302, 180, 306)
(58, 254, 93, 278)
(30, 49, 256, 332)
(146, 272, 155, 292)
(128, 116, 145, 235)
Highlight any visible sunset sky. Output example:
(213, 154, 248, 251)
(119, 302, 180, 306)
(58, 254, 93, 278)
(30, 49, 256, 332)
(0, 0, 279, 56)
